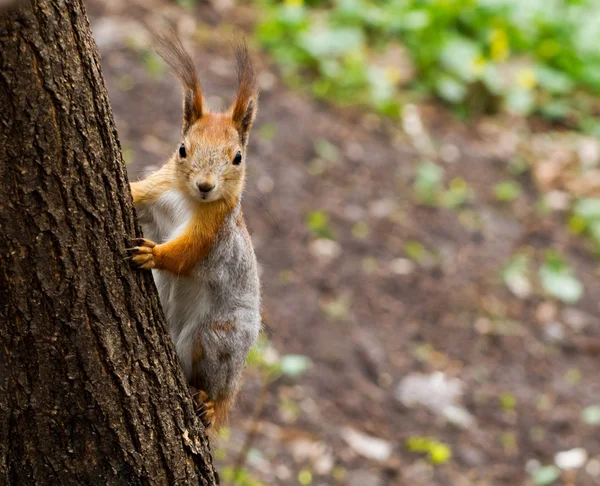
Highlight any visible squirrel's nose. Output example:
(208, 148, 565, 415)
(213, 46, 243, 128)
(197, 181, 215, 193)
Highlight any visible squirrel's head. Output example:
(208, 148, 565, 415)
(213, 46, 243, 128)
(155, 33, 258, 206)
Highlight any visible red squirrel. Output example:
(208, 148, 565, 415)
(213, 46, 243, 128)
(128, 32, 261, 430)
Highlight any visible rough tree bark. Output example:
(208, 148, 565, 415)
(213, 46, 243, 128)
(0, 1, 218, 484)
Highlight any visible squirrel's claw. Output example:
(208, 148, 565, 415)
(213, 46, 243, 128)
(193, 390, 215, 429)
(126, 238, 157, 270)
(130, 237, 156, 248)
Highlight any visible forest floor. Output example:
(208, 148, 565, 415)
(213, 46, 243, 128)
(88, 1, 600, 485)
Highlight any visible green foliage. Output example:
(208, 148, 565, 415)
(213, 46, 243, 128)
(257, 0, 600, 123)
(306, 210, 334, 239)
(570, 198, 600, 250)
(531, 465, 560, 485)
(581, 405, 600, 425)
(414, 161, 444, 205)
(247, 335, 313, 382)
(221, 466, 265, 486)
(539, 250, 583, 303)
(314, 138, 341, 162)
(413, 161, 473, 208)
(494, 181, 521, 202)
(404, 240, 428, 263)
(441, 177, 474, 209)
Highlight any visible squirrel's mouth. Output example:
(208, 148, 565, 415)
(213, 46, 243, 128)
(197, 191, 218, 203)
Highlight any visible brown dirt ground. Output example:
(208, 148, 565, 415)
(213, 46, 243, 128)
(88, 1, 600, 485)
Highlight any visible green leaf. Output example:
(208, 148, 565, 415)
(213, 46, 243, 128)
(494, 181, 521, 202)
(505, 88, 535, 115)
(306, 211, 334, 239)
(314, 139, 340, 162)
(441, 177, 473, 209)
(436, 75, 467, 103)
(300, 25, 364, 58)
(401, 10, 430, 30)
(404, 240, 426, 262)
(581, 405, 600, 425)
(574, 198, 600, 219)
(414, 161, 443, 205)
(539, 253, 583, 304)
(535, 65, 574, 95)
(532, 465, 560, 485)
(439, 37, 480, 83)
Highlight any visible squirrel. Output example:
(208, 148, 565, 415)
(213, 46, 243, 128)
(127, 32, 261, 431)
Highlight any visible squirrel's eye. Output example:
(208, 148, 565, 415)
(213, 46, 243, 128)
(179, 143, 187, 158)
(233, 151, 242, 165)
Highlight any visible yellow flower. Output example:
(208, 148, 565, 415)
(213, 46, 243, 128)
(490, 28, 510, 62)
(284, 0, 303, 5)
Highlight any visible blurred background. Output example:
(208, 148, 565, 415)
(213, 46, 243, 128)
(87, 0, 600, 484)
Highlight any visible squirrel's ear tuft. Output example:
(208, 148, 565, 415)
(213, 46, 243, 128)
(231, 41, 259, 147)
(153, 30, 203, 133)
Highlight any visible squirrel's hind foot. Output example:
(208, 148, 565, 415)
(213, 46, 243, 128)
(193, 389, 215, 429)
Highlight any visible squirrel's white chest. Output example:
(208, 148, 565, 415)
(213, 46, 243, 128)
(140, 189, 211, 374)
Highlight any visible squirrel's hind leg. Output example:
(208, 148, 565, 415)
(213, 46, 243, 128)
(192, 389, 215, 429)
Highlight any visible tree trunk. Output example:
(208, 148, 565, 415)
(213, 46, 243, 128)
(0, 1, 218, 484)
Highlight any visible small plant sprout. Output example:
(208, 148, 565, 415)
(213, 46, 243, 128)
(494, 181, 521, 203)
(539, 251, 583, 304)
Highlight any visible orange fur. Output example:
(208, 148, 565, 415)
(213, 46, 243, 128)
(212, 396, 232, 431)
(210, 320, 235, 333)
(152, 197, 235, 276)
(130, 171, 174, 207)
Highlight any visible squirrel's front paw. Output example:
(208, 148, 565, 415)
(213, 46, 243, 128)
(126, 238, 157, 270)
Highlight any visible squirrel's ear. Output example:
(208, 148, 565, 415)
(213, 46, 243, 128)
(231, 42, 259, 147)
(153, 31, 203, 133)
